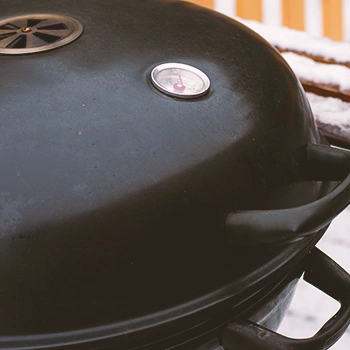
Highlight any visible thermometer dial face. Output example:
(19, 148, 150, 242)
(151, 63, 210, 98)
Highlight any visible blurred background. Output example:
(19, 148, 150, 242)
(183, 0, 350, 42)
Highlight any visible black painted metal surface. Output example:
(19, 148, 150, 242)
(223, 249, 350, 350)
(0, 0, 340, 348)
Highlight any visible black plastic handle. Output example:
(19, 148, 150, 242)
(226, 143, 350, 244)
(222, 248, 350, 350)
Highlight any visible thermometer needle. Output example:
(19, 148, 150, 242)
(173, 75, 186, 91)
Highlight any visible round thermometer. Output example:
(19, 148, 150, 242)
(151, 63, 210, 98)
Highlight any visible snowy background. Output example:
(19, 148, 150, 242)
(213, 0, 350, 41)
(278, 206, 350, 349)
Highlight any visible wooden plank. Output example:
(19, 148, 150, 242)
(236, 0, 262, 21)
(282, 0, 305, 31)
(323, 0, 343, 41)
(188, 0, 215, 9)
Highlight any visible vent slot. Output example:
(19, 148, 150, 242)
(33, 32, 61, 44)
(37, 23, 68, 30)
(0, 23, 20, 30)
(0, 32, 16, 41)
(6, 35, 26, 48)
(26, 19, 43, 27)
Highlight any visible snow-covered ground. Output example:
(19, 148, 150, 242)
(278, 205, 350, 349)
(236, 18, 350, 64)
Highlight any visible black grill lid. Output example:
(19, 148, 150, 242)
(0, 0, 320, 242)
(0, 0, 331, 347)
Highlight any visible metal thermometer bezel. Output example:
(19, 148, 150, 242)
(150, 63, 210, 98)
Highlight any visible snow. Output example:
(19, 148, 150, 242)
(306, 92, 350, 133)
(278, 206, 350, 349)
(281, 52, 350, 93)
(235, 19, 350, 134)
(237, 18, 350, 65)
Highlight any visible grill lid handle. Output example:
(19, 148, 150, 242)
(226, 143, 350, 244)
(221, 248, 350, 350)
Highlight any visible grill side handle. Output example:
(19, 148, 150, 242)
(221, 248, 350, 350)
(226, 143, 350, 244)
